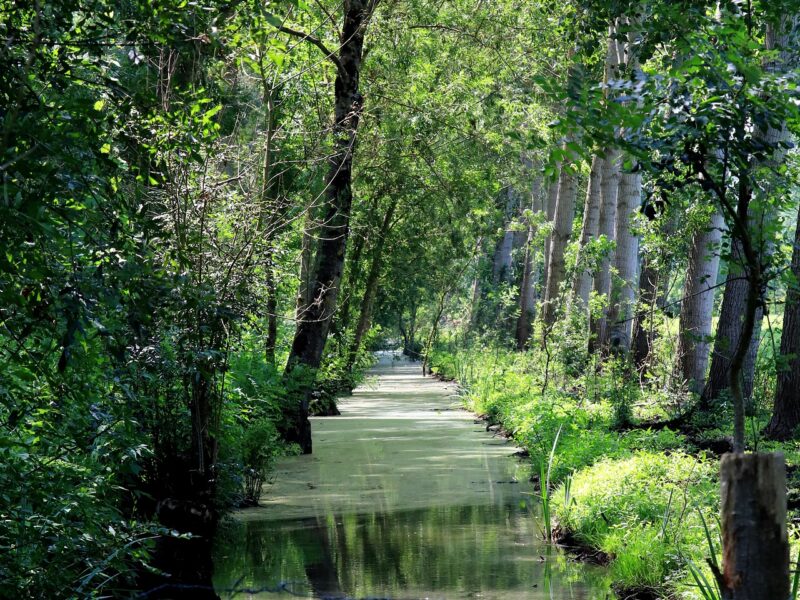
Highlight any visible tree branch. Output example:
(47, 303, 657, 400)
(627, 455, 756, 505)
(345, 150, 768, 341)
(277, 25, 345, 76)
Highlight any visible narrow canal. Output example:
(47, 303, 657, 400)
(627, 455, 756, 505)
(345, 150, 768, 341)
(213, 353, 609, 599)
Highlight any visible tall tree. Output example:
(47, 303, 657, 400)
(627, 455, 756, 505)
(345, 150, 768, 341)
(572, 155, 604, 308)
(607, 24, 643, 353)
(701, 16, 792, 410)
(516, 176, 543, 349)
(542, 174, 560, 290)
(491, 187, 520, 285)
(591, 147, 621, 349)
(283, 0, 378, 453)
(542, 156, 578, 332)
(590, 25, 623, 349)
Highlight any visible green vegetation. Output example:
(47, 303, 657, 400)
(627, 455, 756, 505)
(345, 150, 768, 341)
(430, 339, 800, 598)
(3, 0, 800, 596)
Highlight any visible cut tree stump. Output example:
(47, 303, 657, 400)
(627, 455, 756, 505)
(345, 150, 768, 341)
(720, 452, 789, 600)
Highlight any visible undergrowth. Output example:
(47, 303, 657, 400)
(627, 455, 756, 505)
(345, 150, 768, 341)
(428, 341, 799, 599)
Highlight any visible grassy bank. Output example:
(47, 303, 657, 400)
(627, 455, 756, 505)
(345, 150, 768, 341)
(428, 343, 800, 599)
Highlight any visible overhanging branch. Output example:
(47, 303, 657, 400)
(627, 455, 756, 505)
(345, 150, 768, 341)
(278, 25, 345, 76)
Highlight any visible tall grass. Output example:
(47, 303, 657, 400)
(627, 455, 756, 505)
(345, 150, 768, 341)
(539, 424, 563, 541)
(686, 511, 800, 600)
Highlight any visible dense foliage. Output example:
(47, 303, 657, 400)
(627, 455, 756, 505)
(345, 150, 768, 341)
(2, 0, 800, 597)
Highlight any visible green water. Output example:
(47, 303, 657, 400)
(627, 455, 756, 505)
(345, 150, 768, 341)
(213, 353, 610, 599)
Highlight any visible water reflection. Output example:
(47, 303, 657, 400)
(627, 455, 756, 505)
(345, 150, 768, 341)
(214, 503, 608, 599)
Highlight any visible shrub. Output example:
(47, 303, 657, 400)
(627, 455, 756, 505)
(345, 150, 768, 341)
(552, 451, 718, 594)
(240, 418, 280, 505)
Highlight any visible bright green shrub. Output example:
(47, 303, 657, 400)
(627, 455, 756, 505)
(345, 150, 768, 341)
(552, 451, 717, 594)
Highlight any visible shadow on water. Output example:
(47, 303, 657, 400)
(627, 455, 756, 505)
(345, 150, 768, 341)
(214, 503, 609, 599)
(211, 354, 610, 599)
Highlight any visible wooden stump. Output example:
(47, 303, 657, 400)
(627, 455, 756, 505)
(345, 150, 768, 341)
(720, 452, 789, 600)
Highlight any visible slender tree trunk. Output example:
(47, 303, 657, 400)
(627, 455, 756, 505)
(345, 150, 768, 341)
(765, 216, 800, 439)
(573, 155, 603, 310)
(542, 161, 578, 332)
(492, 187, 518, 285)
(703, 235, 764, 411)
(542, 176, 560, 291)
(632, 254, 659, 368)
(284, 0, 375, 454)
(516, 236, 536, 350)
(607, 168, 641, 353)
(422, 289, 449, 375)
(676, 209, 724, 394)
(589, 25, 623, 350)
(265, 248, 278, 364)
(516, 177, 543, 349)
(606, 24, 643, 354)
(468, 276, 481, 329)
(590, 148, 620, 350)
(335, 227, 367, 335)
(347, 198, 398, 371)
(295, 210, 316, 323)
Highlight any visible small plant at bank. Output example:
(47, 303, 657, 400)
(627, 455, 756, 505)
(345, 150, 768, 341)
(539, 425, 563, 541)
(685, 510, 723, 600)
(241, 418, 280, 506)
(608, 356, 636, 428)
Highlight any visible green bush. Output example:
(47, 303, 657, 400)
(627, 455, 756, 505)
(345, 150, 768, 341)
(552, 451, 718, 594)
(240, 418, 281, 505)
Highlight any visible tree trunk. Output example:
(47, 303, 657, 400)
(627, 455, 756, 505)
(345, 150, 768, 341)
(607, 168, 641, 353)
(572, 155, 603, 310)
(265, 248, 278, 364)
(720, 453, 789, 600)
(590, 148, 621, 350)
(400, 299, 418, 356)
(284, 0, 374, 454)
(516, 235, 536, 350)
(347, 198, 398, 371)
(702, 239, 762, 409)
(606, 24, 643, 354)
(542, 175, 560, 291)
(491, 187, 518, 285)
(632, 254, 659, 368)
(468, 276, 481, 329)
(334, 226, 367, 335)
(765, 215, 800, 440)
(676, 209, 724, 394)
(589, 26, 623, 349)
(295, 210, 316, 323)
(542, 161, 578, 332)
(516, 177, 543, 350)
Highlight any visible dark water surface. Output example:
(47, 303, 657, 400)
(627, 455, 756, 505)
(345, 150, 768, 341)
(213, 354, 609, 599)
